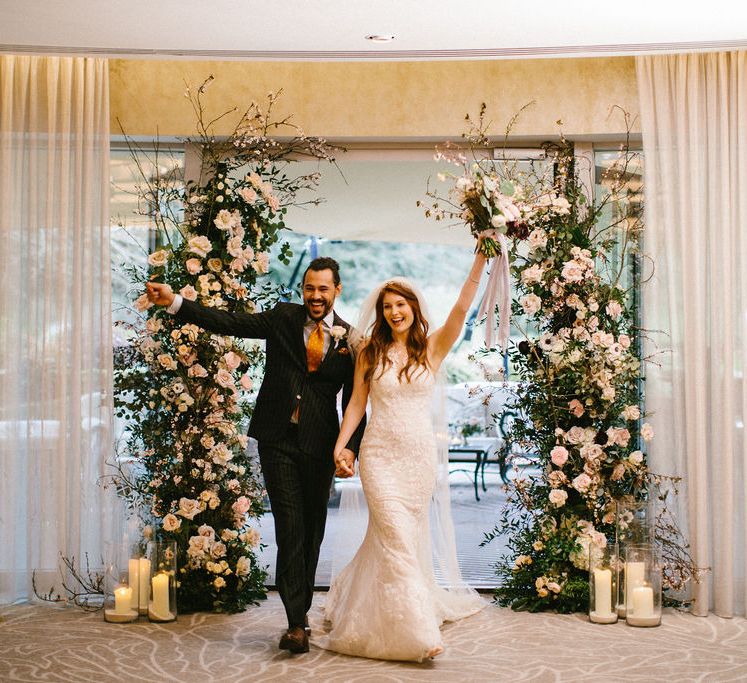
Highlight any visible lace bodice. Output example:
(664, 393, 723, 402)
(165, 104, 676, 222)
(366, 352, 435, 439)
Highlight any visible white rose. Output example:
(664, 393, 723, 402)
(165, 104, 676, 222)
(528, 228, 548, 250)
(188, 235, 212, 258)
(236, 556, 252, 576)
(490, 213, 507, 228)
(629, 450, 644, 464)
(521, 264, 544, 285)
(520, 293, 542, 315)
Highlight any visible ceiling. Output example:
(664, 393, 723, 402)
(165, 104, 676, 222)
(1, 0, 746, 61)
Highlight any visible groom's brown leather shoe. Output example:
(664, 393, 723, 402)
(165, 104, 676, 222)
(279, 626, 309, 654)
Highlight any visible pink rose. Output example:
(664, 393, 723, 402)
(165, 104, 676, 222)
(232, 496, 251, 515)
(240, 373, 253, 391)
(215, 368, 235, 389)
(185, 258, 203, 275)
(606, 300, 623, 319)
(568, 399, 584, 418)
(180, 285, 198, 301)
(223, 351, 242, 370)
(572, 473, 592, 492)
(550, 446, 569, 467)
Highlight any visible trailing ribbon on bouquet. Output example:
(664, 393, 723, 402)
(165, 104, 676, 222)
(477, 233, 511, 350)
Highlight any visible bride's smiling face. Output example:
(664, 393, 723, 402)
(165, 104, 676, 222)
(382, 292, 414, 334)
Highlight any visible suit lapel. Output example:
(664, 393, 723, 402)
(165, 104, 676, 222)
(319, 313, 348, 367)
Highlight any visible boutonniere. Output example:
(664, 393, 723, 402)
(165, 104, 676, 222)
(330, 325, 347, 349)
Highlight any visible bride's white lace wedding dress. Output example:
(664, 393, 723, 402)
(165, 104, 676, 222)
(314, 353, 484, 662)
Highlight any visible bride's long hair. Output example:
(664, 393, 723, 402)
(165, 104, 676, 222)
(361, 280, 430, 384)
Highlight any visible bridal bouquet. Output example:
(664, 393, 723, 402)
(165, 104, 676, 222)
(422, 104, 571, 348)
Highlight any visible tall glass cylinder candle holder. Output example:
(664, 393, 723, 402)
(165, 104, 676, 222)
(103, 542, 139, 623)
(626, 562, 662, 627)
(588, 541, 618, 624)
(616, 498, 654, 546)
(615, 499, 654, 617)
(147, 540, 177, 623)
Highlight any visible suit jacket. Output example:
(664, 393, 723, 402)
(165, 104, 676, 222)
(175, 299, 365, 459)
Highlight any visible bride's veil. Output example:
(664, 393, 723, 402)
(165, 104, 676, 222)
(330, 277, 481, 607)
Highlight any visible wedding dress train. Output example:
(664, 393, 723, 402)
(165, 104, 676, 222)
(314, 355, 484, 662)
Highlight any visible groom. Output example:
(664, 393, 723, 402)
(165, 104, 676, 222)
(146, 257, 364, 654)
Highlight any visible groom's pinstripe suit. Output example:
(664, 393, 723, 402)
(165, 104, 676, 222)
(174, 298, 365, 627)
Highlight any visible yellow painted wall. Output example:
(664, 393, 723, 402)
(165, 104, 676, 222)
(109, 57, 639, 139)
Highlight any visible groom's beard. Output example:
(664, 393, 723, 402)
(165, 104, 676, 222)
(304, 297, 335, 321)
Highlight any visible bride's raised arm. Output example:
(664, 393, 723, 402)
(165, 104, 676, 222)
(429, 251, 488, 367)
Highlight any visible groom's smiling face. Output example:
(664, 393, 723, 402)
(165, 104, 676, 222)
(302, 268, 341, 321)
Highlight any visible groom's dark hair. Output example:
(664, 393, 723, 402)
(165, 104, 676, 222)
(303, 257, 341, 286)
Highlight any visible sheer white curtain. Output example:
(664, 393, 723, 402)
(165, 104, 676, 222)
(0, 56, 120, 603)
(637, 51, 747, 617)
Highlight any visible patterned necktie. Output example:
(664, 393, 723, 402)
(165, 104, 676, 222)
(306, 321, 325, 372)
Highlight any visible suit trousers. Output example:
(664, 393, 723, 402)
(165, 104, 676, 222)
(258, 426, 336, 628)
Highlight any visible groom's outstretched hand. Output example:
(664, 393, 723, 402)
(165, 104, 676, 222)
(334, 448, 355, 478)
(146, 281, 175, 307)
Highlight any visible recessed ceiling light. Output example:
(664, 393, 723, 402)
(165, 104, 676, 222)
(365, 34, 395, 43)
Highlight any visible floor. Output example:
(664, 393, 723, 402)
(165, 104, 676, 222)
(1, 593, 744, 682)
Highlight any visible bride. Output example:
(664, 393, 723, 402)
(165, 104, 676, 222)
(315, 250, 488, 662)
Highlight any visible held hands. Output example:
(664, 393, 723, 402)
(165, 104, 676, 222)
(334, 448, 355, 478)
(146, 281, 175, 307)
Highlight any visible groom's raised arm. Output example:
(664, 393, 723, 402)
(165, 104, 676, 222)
(147, 281, 274, 339)
(174, 297, 274, 339)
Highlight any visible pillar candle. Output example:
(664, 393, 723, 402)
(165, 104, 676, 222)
(625, 561, 645, 609)
(138, 558, 151, 611)
(113, 585, 133, 615)
(593, 568, 613, 616)
(128, 559, 140, 610)
(632, 585, 655, 618)
(151, 572, 171, 619)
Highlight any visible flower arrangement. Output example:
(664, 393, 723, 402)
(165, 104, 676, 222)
(421, 103, 572, 260)
(449, 417, 484, 442)
(112, 78, 338, 612)
(430, 105, 700, 612)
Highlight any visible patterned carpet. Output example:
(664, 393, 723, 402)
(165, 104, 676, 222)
(1, 594, 745, 682)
